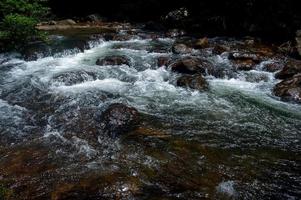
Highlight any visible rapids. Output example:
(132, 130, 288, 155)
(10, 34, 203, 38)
(0, 30, 300, 199)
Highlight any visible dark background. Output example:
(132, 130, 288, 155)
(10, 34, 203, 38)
(49, 0, 301, 40)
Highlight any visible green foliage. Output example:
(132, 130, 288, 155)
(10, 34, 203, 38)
(0, 0, 50, 51)
(0, 0, 50, 19)
(0, 14, 46, 50)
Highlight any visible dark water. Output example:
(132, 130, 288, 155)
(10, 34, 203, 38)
(0, 30, 300, 199)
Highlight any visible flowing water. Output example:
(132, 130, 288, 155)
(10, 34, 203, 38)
(0, 29, 300, 199)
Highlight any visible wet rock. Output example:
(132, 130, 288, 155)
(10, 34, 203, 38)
(172, 43, 192, 54)
(96, 55, 130, 66)
(273, 74, 301, 103)
(157, 56, 171, 67)
(177, 75, 208, 91)
(228, 52, 261, 71)
(113, 34, 135, 41)
(170, 57, 212, 75)
(275, 59, 301, 79)
(194, 37, 209, 49)
(262, 62, 283, 72)
(228, 52, 261, 63)
(100, 103, 139, 137)
(212, 45, 229, 55)
(52, 71, 97, 86)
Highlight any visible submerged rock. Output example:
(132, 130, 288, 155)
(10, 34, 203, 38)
(273, 74, 301, 103)
(177, 74, 208, 91)
(96, 55, 130, 66)
(100, 103, 139, 137)
(275, 59, 301, 79)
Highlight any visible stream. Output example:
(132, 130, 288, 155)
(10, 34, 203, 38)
(0, 27, 300, 199)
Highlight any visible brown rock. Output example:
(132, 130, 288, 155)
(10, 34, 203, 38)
(262, 62, 283, 72)
(157, 56, 171, 67)
(275, 59, 301, 79)
(172, 43, 192, 54)
(177, 74, 208, 91)
(194, 37, 209, 49)
(96, 55, 130, 66)
(273, 74, 301, 103)
(228, 52, 261, 71)
(100, 103, 139, 137)
(212, 45, 229, 55)
(170, 57, 212, 75)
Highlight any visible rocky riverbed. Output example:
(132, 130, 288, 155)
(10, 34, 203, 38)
(0, 22, 300, 199)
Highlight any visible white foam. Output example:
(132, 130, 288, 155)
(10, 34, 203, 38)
(52, 78, 130, 94)
(216, 181, 236, 197)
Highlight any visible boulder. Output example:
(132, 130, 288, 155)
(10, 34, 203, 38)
(273, 74, 301, 103)
(262, 62, 283, 72)
(194, 37, 209, 49)
(275, 59, 301, 79)
(172, 43, 192, 54)
(177, 75, 208, 91)
(96, 55, 130, 66)
(212, 45, 229, 55)
(169, 57, 212, 75)
(100, 103, 139, 137)
(157, 56, 171, 67)
(228, 52, 261, 71)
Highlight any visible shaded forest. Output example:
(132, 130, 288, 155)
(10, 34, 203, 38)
(49, 0, 301, 40)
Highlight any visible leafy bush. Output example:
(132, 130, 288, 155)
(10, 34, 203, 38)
(0, 0, 49, 19)
(0, 0, 49, 51)
(0, 14, 47, 50)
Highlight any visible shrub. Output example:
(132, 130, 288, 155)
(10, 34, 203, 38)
(0, 0, 50, 19)
(0, 14, 47, 50)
